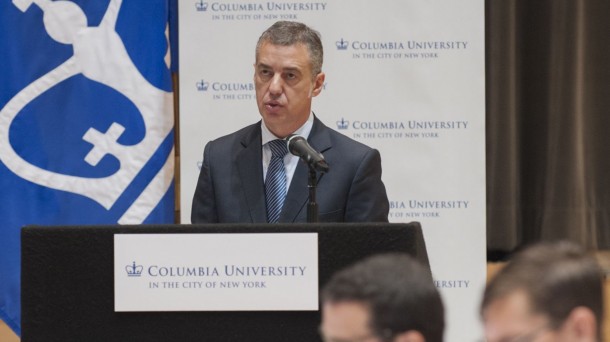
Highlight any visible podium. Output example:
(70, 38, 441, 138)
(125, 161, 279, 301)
(21, 223, 428, 342)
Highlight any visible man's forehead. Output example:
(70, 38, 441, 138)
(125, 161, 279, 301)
(322, 301, 374, 339)
(256, 42, 310, 62)
(483, 290, 549, 339)
(323, 300, 371, 324)
(485, 290, 534, 320)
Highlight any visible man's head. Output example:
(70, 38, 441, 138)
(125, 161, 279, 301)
(481, 241, 604, 342)
(320, 254, 445, 342)
(254, 21, 325, 138)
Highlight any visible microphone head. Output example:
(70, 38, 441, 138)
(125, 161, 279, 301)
(286, 134, 305, 156)
(286, 134, 329, 173)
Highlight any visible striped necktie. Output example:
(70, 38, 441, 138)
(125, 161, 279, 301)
(265, 139, 288, 223)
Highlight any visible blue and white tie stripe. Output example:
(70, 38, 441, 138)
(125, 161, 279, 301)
(265, 139, 289, 223)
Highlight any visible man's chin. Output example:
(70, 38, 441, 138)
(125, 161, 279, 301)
(262, 111, 285, 122)
(262, 116, 296, 137)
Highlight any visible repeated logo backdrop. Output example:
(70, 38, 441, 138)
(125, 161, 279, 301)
(179, 1, 485, 341)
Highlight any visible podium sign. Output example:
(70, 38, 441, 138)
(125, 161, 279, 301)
(114, 233, 318, 311)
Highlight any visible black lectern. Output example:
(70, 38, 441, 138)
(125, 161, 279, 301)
(21, 222, 428, 342)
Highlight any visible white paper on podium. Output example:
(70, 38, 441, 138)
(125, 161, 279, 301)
(114, 233, 318, 312)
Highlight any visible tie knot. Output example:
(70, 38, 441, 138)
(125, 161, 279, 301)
(268, 139, 288, 158)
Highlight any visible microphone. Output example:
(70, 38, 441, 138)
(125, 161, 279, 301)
(286, 134, 329, 173)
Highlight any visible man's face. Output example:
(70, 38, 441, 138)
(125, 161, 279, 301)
(320, 301, 383, 342)
(483, 290, 562, 342)
(254, 41, 325, 138)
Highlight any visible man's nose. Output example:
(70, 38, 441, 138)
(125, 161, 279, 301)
(268, 74, 283, 95)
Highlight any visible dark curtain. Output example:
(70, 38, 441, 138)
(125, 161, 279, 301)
(486, 0, 610, 253)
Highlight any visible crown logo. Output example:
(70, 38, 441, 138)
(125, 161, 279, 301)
(336, 118, 349, 130)
(125, 262, 143, 277)
(335, 39, 349, 50)
(195, 1, 208, 11)
(196, 79, 209, 91)
(197, 161, 203, 170)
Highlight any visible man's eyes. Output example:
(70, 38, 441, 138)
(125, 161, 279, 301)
(258, 69, 299, 81)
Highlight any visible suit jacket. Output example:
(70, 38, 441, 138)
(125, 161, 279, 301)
(191, 116, 389, 223)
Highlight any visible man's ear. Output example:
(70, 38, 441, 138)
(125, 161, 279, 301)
(393, 330, 426, 342)
(311, 72, 325, 97)
(561, 306, 598, 341)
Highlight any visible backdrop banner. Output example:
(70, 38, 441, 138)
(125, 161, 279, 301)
(179, 1, 485, 340)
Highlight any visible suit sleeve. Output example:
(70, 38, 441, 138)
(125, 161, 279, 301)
(191, 142, 218, 223)
(345, 148, 390, 222)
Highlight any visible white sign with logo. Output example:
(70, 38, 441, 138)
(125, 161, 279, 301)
(114, 233, 318, 312)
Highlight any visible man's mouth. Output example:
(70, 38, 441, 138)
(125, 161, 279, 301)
(265, 101, 282, 110)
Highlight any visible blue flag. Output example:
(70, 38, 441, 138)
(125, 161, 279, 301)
(0, 0, 177, 335)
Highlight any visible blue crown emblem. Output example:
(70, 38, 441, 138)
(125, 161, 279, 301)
(336, 39, 349, 50)
(125, 262, 143, 277)
(195, 1, 208, 11)
(336, 118, 349, 130)
(196, 80, 209, 91)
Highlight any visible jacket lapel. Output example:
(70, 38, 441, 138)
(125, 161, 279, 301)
(280, 116, 332, 222)
(236, 124, 267, 223)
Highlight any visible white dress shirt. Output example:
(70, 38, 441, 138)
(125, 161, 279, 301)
(261, 112, 314, 189)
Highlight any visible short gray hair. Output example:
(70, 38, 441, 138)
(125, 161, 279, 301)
(255, 21, 323, 78)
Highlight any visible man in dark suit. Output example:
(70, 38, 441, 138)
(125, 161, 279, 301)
(191, 21, 389, 223)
